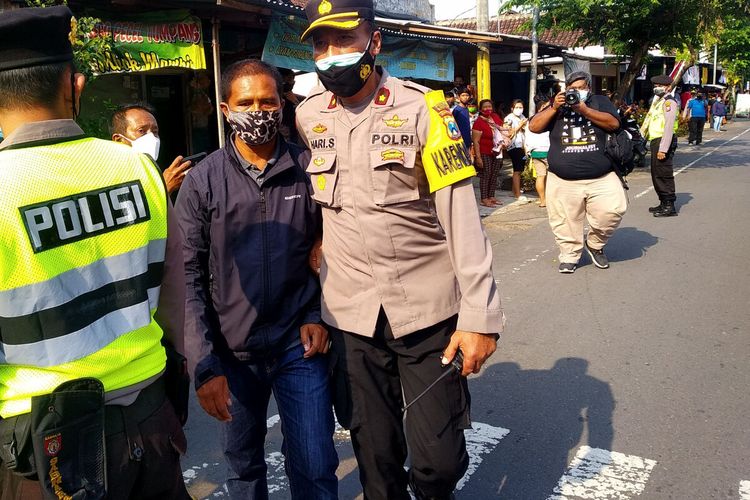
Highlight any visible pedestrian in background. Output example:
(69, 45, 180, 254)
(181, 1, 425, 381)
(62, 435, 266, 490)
(641, 74, 680, 217)
(472, 98, 507, 207)
(504, 99, 528, 200)
(176, 59, 338, 499)
(111, 103, 194, 195)
(683, 92, 708, 145)
(296, 0, 504, 497)
(528, 71, 627, 273)
(711, 96, 727, 131)
(453, 86, 473, 157)
(525, 94, 552, 207)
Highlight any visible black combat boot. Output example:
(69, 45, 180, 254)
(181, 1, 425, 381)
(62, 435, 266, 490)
(653, 201, 677, 217)
(648, 201, 664, 213)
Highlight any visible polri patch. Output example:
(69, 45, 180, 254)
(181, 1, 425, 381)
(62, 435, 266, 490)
(431, 101, 462, 141)
(20, 180, 151, 253)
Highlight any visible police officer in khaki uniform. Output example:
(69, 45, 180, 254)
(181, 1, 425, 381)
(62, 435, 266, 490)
(296, 1, 505, 499)
(642, 74, 680, 217)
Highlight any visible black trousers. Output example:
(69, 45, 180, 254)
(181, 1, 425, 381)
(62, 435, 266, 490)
(650, 138, 677, 202)
(328, 311, 470, 500)
(688, 117, 706, 144)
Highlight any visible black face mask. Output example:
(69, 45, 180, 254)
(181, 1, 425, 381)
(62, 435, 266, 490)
(315, 36, 376, 98)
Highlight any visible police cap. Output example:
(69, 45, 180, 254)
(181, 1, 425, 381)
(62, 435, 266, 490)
(651, 74, 673, 86)
(301, 0, 374, 41)
(0, 5, 74, 71)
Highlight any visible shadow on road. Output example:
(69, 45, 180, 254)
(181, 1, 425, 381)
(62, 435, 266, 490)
(467, 358, 614, 499)
(675, 192, 694, 211)
(598, 226, 658, 264)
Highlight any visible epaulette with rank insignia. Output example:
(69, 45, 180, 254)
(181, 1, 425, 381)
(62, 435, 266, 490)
(374, 87, 390, 105)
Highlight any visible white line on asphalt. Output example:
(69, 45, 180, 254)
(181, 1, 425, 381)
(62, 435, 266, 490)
(740, 480, 750, 500)
(456, 421, 510, 490)
(546, 446, 657, 500)
(235, 415, 509, 497)
(633, 126, 750, 200)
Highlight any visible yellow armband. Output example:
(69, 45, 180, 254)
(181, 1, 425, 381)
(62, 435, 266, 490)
(422, 90, 476, 193)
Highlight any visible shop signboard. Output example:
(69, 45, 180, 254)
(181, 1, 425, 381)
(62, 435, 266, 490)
(88, 10, 206, 74)
(262, 15, 454, 82)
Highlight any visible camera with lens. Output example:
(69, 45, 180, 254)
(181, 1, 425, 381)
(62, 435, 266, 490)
(564, 89, 581, 106)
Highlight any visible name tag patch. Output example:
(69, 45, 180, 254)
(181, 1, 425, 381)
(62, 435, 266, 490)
(20, 181, 151, 253)
(310, 137, 336, 150)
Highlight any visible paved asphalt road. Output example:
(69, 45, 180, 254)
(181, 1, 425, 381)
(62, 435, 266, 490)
(182, 119, 750, 500)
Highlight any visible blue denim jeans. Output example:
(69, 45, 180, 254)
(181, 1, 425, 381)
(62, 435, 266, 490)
(219, 344, 338, 500)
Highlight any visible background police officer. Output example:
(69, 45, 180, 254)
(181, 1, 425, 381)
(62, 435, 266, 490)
(296, 1, 505, 499)
(0, 6, 189, 499)
(642, 74, 680, 217)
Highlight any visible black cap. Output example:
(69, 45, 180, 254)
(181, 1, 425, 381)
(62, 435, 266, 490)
(565, 71, 591, 86)
(0, 5, 74, 71)
(651, 74, 673, 86)
(301, 0, 374, 41)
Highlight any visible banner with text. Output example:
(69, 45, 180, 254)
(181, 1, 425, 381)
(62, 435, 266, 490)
(88, 11, 206, 74)
(261, 15, 455, 81)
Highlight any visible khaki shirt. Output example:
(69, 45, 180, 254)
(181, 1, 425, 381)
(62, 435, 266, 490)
(296, 70, 504, 338)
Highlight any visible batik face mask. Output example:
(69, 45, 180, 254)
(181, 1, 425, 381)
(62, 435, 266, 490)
(226, 109, 282, 145)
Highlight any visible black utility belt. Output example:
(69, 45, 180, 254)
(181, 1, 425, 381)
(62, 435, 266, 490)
(0, 377, 166, 499)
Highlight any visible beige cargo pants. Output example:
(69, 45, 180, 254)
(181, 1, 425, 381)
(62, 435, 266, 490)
(546, 171, 628, 264)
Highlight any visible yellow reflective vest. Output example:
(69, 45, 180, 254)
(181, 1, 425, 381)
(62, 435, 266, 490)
(0, 137, 169, 418)
(645, 96, 679, 141)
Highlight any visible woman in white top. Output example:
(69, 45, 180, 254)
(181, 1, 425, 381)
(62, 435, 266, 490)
(524, 94, 552, 207)
(504, 99, 528, 200)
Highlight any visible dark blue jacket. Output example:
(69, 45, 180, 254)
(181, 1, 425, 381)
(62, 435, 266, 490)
(176, 138, 320, 387)
(453, 105, 472, 150)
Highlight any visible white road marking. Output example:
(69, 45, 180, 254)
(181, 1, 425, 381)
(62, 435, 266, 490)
(546, 446, 657, 500)
(260, 417, 509, 496)
(633, 126, 750, 200)
(739, 480, 750, 500)
(456, 421, 510, 490)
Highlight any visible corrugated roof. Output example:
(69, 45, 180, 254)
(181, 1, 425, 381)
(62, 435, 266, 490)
(438, 13, 583, 49)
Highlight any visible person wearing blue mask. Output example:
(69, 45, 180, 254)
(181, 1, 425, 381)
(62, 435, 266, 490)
(528, 71, 627, 273)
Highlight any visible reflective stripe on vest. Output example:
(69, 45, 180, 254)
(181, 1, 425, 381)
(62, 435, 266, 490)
(0, 137, 168, 418)
(647, 98, 679, 140)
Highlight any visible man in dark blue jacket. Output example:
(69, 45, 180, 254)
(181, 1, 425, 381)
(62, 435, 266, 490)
(175, 59, 337, 500)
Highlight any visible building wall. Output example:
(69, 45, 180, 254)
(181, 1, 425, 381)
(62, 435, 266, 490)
(375, 0, 434, 22)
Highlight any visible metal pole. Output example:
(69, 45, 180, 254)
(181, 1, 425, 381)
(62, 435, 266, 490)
(529, 4, 539, 114)
(713, 43, 718, 84)
(212, 18, 225, 148)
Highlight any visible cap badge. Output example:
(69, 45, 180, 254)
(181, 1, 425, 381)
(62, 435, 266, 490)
(318, 0, 332, 15)
(375, 87, 390, 106)
(312, 123, 328, 134)
(384, 115, 407, 128)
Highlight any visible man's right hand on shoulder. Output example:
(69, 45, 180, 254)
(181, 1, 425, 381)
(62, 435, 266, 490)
(196, 375, 232, 422)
